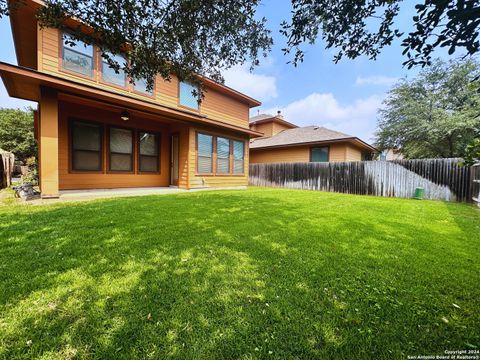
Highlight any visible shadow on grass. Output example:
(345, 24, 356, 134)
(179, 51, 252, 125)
(0, 190, 479, 359)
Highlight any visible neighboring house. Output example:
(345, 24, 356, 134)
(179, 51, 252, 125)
(0, 0, 262, 198)
(379, 148, 404, 161)
(249, 113, 376, 163)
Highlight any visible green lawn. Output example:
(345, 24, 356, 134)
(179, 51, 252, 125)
(0, 188, 479, 359)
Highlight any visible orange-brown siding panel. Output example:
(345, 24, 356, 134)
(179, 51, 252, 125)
(58, 101, 172, 190)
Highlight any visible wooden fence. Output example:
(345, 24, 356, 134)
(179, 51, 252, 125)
(0, 149, 15, 189)
(472, 164, 480, 206)
(249, 158, 473, 202)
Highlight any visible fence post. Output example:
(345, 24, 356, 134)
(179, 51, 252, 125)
(472, 163, 480, 207)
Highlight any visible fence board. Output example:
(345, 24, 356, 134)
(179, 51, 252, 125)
(249, 158, 473, 202)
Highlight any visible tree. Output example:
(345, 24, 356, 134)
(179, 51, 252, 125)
(0, 108, 37, 163)
(1, 0, 478, 88)
(375, 59, 480, 159)
(281, 0, 480, 68)
(463, 138, 480, 165)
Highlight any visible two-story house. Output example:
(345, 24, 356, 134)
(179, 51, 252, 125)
(0, 0, 262, 198)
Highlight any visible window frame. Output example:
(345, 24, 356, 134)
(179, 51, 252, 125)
(132, 77, 156, 99)
(107, 125, 135, 173)
(59, 31, 95, 80)
(310, 146, 330, 163)
(178, 81, 200, 111)
(100, 52, 128, 90)
(195, 131, 246, 176)
(69, 118, 104, 173)
(232, 140, 246, 175)
(215, 136, 231, 175)
(196, 132, 214, 175)
(137, 130, 161, 174)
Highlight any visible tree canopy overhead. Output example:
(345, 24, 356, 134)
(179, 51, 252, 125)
(375, 59, 480, 159)
(0, 0, 479, 87)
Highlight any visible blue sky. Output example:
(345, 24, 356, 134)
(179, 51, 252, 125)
(0, 1, 449, 142)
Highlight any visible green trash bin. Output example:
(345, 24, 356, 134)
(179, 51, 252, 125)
(415, 187, 424, 200)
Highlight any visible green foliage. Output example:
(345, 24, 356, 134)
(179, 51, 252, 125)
(376, 59, 480, 159)
(1, 1, 478, 85)
(33, 0, 272, 91)
(282, 0, 480, 68)
(463, 138, 480, 166)
(22, 156, 38, 185)
(0, 188, 479, 358)
(0, 108, 37, 163)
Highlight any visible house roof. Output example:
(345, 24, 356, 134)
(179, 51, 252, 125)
(249, 113, 298, 128)
(7, 0, 261, 108)
(250, 125, 377, 151)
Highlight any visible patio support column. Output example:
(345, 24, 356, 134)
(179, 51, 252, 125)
(38, 87, 59, 198)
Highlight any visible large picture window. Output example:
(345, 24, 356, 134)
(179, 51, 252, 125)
(216, 137, 230, 174)
(138, 132, 159, 172)
(196, 132, 245, 175)
(233, 140, 245, 174)
(179, 81, 199, 109)
(311, 147, 329, 162)
(197, 133, 213, 173)
(71, 121, 102, 171)
(102, 52, 127, 87)
(62, 32, 94, 77)
(109, 127, 133, 171)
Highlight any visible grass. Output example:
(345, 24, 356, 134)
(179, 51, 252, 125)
(0, 188, 479, 359)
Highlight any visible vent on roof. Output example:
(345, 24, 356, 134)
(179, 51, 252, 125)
(313, 126, 319, 130)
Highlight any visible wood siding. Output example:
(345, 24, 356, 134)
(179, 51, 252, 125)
(187, 127, 249, 188)
(38, 27, 251, 130)
(251, 121, 291, 137)
(250, 143, 353, 164)
(58, 101, 171, 190)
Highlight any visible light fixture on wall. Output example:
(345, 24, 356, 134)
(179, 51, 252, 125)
(120, 110, 130, 121)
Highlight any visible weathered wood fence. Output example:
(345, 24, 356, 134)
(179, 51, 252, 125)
(0, 149, 15, 189)
(249, 158, 474, 202)
(472, 164, 480, 206)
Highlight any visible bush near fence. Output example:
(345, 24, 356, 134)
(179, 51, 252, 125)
(249, 158, 473, 202)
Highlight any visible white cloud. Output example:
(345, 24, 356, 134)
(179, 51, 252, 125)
(262, 92, 383, 142)
(355, 75, 399, 87)
(0, 82, 36, 109)
(223, 65, 277, 102)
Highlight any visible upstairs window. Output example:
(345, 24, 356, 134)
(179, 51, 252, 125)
(233, 140, 245, 174)
(138, 132, 160, 172)
(311, 147, 329, 162)
(179, 81, 199, 109)
(102, 52, 127, 87)
(62, 33, 94, 77)
(109, 127, 133, 171)
(71, 121, 102, 171)
(134, 77, 154, 96)
(197, 133, 213, 173)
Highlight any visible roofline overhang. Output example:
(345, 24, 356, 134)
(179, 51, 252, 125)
(249, 116, 298, 128)
(8, 0, 262, 108)
(0, 62, 263, 138)
(250, 137, 378, 152)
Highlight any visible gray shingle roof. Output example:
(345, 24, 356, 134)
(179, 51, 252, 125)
(250, 125, 357, 149)
(249, 114, 275, 123)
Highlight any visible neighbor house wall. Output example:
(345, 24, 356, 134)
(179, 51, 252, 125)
(250, 120, 292, 138)
(250, 143, 354, 164)
(345, 144, 363, 161)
